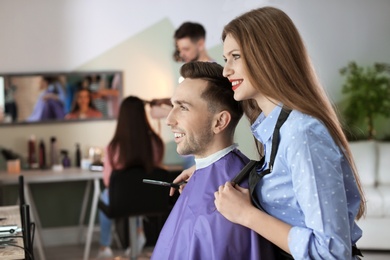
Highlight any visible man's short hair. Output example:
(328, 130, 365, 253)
(174, 22, 206, 42)
(180, 61, 243, 134)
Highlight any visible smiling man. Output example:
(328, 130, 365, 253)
(151, 61, 274, 260)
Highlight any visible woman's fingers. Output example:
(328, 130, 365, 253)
(169, 165, 195, 196)
(214, 182, 252, 224)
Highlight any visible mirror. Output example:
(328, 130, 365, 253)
(0, 71, 122, 125)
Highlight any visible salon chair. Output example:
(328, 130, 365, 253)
(98, 166, 172, 260)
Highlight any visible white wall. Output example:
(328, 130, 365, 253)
(0, 0, 389, 162)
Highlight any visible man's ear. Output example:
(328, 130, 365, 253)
(212, 111, 231, 134)
(197, 38, 205, 51)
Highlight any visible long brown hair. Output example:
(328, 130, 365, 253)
(108, 96, 164, 173)
(70, 88, 97, 113)
(222, 7, 365, 218)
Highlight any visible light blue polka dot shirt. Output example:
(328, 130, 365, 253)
(251, 105, 362, 259)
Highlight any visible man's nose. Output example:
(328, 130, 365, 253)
(166, 110, 176, 126)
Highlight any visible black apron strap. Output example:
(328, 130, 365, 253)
(250, 108, 294, 259)
(249, 108, 291, 208)
(269, 108, 291, 172)
(231, 159, 258, 186)
(230, 107, 291, 209)
(230, 107, 293, 259)
(231, 107, 292, 182)
(352, 245, 364, 258)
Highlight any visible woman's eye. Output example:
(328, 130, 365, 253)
(233, 54, 240, 60)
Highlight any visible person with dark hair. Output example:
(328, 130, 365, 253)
(97, 96, 165, 258)
(65, 88, 102, 119)
(210, 7, 365, 259)
(150, 21, 215, 120)
(151, 61, 274, 259)
(173, 22, 213, 63)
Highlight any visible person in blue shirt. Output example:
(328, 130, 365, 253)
(212, 7, 366, 259)
(174, 6, 366, 260)
(27, 76, 66, 121)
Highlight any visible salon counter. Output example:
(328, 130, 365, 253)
(0, 165, 182, 225)
(0, 165, 182, 260)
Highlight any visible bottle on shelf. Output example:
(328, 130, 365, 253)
(61, 150, 71, 168)
(38, 139, 46, 169)
(75, 143, 81, 168)
(50, 137, 59, 167)
(28, 135, 39, 169)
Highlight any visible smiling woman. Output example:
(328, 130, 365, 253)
(0, 71, 122, 125)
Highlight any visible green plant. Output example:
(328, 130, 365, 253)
(340, 61, 390, 140)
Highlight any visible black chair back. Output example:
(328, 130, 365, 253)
(18, 175, 26, 206)
(18, 175, 34, 260)
(98, 166, 172, 219)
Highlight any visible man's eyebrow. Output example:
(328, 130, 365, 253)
(172, 99, 192, 107)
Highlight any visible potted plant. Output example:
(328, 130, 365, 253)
(339, 61, 390, 140)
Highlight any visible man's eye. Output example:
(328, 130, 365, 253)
(180, 105, 188, 111)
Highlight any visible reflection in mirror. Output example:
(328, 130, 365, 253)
(0, 71, 122, 125)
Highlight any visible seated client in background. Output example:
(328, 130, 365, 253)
(97, 95, 165, 259)
(27, 76, 66, 121)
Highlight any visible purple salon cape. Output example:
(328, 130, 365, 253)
(152, 149, 275, 260)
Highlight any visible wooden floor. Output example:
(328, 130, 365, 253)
(38, 244, 390, 260)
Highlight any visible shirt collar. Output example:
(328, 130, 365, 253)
(195, 144, 238, 170)
(251, 104, 283, 144)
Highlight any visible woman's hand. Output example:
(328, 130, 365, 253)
(169, 165, 196, 196)
(214, 182, 253, 225)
